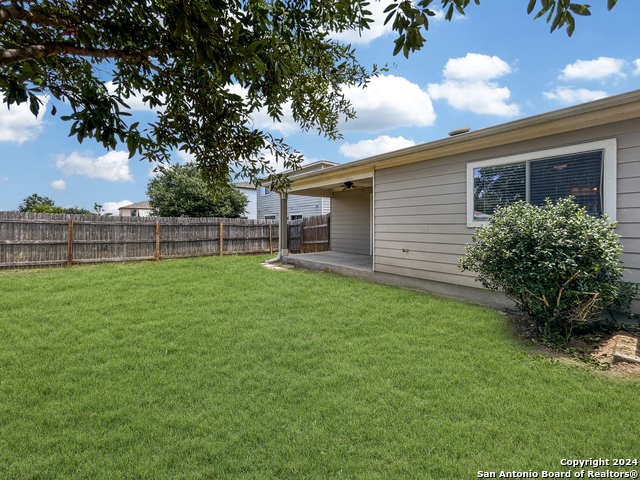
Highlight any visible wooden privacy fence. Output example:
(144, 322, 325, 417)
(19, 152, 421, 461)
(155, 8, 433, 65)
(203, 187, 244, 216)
(0, 212, 286, 269)
(287, 214, 330, 254)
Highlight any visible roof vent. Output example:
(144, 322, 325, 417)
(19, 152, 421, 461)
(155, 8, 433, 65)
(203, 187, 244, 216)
(449, 126, 471, 137)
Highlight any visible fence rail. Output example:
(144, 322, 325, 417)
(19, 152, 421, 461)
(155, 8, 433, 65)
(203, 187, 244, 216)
(0, 212, 288, 269)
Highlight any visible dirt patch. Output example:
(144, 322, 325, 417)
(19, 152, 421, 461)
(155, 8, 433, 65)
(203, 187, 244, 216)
(592, 332, 640, 377)
(507, 312, 640, 378)
(261, 262, 295, 271)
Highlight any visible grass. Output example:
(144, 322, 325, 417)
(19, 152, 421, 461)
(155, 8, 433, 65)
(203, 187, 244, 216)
(0, 255, 638, 479)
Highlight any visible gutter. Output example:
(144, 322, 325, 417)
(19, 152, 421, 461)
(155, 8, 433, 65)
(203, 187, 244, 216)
(289, 88, 640, 187)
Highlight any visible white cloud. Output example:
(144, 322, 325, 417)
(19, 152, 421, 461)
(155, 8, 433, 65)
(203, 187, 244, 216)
(50, 179, 67, 190)
(0, 95, 48, 143)
(105, 81, 165, 111)
(176, 150, 196, 163)
(428, 80, 519, 117)
(329, 1, 393, 45)
(54, 151, 133, 182)
(341, 75, 436, 132)
(633, 59, 640, 76)
(329, 5, 467, 46)
(339, 135, 415, 159)
(250, 151, 315, 175)
(230, 75, 435, 135)
(559, 57, 626, 81)
(428, 54, 519, 117)
(1, 176, 8, 181)
(227, 83, 299, 136)
(251, 104, 299, 136)
(102, 200, 133, 215)
(430, 8, 468, 22)
(443, 53, 512, 81)
(543, 87, 608, 105)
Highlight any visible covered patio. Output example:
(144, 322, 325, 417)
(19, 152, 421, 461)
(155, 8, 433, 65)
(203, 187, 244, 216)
(276, 165, 374, 260)
(285, 251, 373, 273)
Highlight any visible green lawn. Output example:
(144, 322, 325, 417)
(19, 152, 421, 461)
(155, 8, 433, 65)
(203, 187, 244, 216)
(0, 256, 638, 479)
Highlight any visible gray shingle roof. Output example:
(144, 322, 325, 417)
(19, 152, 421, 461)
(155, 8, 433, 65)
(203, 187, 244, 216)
(118, 201, 150, 210)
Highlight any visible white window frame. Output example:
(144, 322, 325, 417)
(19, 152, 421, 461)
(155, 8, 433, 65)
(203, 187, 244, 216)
(466, 139, 617, 227)
(289, 213, 303, 221)
(264, 214, 277, 220)
(263, 187, 270, 196)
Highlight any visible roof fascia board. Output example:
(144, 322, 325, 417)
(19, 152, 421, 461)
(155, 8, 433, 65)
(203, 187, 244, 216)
(289, 92, 640, 191)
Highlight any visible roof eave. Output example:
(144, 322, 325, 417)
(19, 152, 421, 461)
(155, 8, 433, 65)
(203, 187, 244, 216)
(289, 89, 640, 192)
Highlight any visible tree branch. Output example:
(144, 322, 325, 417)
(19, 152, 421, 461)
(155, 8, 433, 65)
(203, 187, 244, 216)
(0, 42, 163, 68)
(0, 3, 75, 28)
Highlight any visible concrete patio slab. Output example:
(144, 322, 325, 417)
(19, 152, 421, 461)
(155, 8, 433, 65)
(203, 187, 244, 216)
(283, 251, 515, 310)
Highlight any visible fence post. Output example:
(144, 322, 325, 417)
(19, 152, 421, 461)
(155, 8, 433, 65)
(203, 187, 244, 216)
(155, 222, 160, 261)
(67, 220, 73, 267)
(219, 221, 223, 257)
(269, 224, 273, 255)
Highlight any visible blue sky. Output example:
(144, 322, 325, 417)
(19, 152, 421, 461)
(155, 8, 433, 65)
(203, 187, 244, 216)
(2, 2, 640, 213)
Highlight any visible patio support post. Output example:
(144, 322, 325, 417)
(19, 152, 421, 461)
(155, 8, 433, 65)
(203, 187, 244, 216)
(278, 191, 288, 259)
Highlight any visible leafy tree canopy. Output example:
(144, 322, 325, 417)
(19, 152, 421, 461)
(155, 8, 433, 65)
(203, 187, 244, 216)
(147, 163, 249, 217)
(1, 0, 616, 191)
(18, 193, 56, 211)
(18, 193, 105, 214)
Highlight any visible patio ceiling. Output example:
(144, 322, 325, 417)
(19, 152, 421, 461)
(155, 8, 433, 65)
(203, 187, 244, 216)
(288, 165, 374, 197)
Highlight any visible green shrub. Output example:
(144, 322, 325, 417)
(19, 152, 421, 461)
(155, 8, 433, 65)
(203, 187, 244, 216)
(459, 197, 637, 338)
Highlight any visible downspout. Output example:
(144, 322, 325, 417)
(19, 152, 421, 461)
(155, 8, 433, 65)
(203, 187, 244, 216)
(275, 190, 288, 262)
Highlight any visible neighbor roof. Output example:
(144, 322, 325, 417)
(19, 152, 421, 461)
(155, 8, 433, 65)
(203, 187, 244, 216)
(118, 201, 151, 210)
(234, 182, 256, 189)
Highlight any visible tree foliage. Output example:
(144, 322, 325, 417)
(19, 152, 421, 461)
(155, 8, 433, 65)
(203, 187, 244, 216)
(147, 163, 249, 217)
(1, 0, 615, 191)
(18, 193, 56, 212)
(18, 193, 104, 214)
(459, 198, 637, 339)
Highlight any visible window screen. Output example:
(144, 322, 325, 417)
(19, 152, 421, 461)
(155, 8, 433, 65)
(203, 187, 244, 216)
(473, 162, 526, 219)
(529, 150, 603, 215)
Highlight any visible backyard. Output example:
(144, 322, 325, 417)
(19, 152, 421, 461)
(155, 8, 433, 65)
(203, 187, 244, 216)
(0, 255, 638, 479)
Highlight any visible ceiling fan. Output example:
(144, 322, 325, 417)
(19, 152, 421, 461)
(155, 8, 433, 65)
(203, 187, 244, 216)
(341, 181, 367, 192)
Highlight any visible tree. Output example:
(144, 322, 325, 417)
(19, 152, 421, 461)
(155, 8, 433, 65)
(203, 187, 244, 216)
(93, 203, 112, 216)
(147, 163, 249, 217)
(18, 193, 99, 214)
(1, 0, 616, 191)
(60, 205, 94, 214)
(18, 193, 56, 212)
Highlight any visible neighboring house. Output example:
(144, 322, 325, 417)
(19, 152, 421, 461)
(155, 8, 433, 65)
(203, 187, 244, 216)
(257, 161, 336, 220)
(234, 182, 257, 219)
(118, 201, 151, 217)
(283, 90, 640, 313)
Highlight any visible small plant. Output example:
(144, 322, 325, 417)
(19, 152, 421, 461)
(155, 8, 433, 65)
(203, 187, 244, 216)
(459, 197, 638, 340)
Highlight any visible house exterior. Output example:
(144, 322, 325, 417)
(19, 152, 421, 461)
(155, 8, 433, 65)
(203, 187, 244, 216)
(234, 182, 257, 219)
(282, 90, 640, 313)
(118, 201, 151, 217)
(257, 161, 336, 220)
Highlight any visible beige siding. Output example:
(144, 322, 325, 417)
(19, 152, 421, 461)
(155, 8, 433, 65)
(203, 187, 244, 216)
(374, 117, 640, 311)
(331, 189, 371, 255)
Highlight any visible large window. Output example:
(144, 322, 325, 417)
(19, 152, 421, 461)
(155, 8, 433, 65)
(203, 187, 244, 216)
(466, 139, 617, 226)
